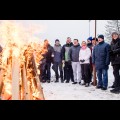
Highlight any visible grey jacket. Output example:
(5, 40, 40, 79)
(69, 44, 81, 62)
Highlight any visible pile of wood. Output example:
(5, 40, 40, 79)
(0, 44, 46, 100)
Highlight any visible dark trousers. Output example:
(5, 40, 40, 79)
(113, 65, 120, 88)
(43, 63, 51, 81)
(81, 64, 91, 83)
(39, 63, 46, 82)
(53, 62, 63, 81)
(64, 62, 74, 82)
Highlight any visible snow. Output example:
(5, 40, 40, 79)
(41, 66, 120, 100)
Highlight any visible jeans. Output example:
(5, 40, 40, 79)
(97, 69, 108, 88)
(53, 62, 63, 80)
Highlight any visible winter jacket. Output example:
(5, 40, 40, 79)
(53, 44, 62, 63)
(69, 44, 81, 62)
(46, 44, 54, 63)
(110, 38, 120, 66)
(61, 42, 73, 61)
(92, 41, 110, 70)
(79, 47, 91, 64)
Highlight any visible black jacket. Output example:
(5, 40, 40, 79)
(46, 45, 54, 63)
(61, 42, 73, 61)
(110, 38, 120, 66)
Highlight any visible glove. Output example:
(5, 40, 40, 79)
(80, 59, 85, 63)
(113, 49, 119, 54)
(109, 51, 113, 55)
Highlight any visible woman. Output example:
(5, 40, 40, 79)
(79, 41, 91, 87)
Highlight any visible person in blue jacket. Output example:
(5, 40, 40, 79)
(92, 35, 110, 90)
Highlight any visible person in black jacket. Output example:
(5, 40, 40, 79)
(43, 39, 54, 83)
(62, 37, 74, 83)
(110, 32, 120, 93)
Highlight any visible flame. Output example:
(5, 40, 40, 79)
(0, 20, 47, 100)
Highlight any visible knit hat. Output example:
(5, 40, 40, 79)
(87, 37, 93, 41)
(55, 39, 59, 43)
(98, 35, 104, 40)
(112, 32, 118, 36)
(92, 37, 98, 41)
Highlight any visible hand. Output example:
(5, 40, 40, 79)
(62, 60, 65, 64)
(51, 54, 54, 57)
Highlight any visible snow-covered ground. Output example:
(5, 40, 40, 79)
(42, 66, 120, 100)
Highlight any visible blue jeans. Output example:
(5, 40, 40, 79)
(97, 69, 108, 88)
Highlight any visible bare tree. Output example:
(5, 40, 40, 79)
(105, 20, 120, 43)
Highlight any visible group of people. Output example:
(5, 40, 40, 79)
(39, 32, 120, 94)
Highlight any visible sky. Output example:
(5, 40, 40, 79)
(21, 20, 107, 46)
(1, 20, 108, 46)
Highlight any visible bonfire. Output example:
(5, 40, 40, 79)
(0, 21, 47, 100)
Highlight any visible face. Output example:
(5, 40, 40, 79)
(82, 42, 87, 46)
(92, 40, 96, 45)
(55, 41, 60, 46)
(87, 40, 91, 43)
(66, 38, 71, 44)
(112, 34, 118, 40)
(98, 38, 103, 43)
(44, 40, 49, 46)
(73, 40, 78, 46)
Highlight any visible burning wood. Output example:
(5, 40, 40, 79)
(0, 20, 47, 100)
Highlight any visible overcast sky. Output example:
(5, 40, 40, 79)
(2, 20, 108, 46)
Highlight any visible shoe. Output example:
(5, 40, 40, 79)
(91, 82, 94, 85)
(47, 80, 50, 83)
(110, 87, 120, 94)
(61, 79, 64, 83)
(96, 86, 103, 89)
(66, 81, 69, 83)
(85, 83, 89, 87)
(72, 82, 77, 84)
(109, 85, 115, 88)
(82, 82, 86, 85)
(55, 80, 59, 83)
(101, 87, 107, 90)
(79, 82, 81, 85)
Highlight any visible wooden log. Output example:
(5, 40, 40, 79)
(12, 57, 20, 100)
(22, 63, 30, 100)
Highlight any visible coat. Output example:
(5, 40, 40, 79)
(92, 41, 110, 70)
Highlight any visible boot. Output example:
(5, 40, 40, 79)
(85, 83, 89, 87)
(110, 87, 120, 94)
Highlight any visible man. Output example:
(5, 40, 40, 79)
(110, 32, 120, 93)
(62, 37, 74, 83)
(92, 35, 110, 90)
(69, 39, 81, 84)
(43, 39, 54, 83)
(87, 37, 93, 48)
(53, 39, 63, 83)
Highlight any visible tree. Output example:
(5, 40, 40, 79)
(105, 20, 120, 43)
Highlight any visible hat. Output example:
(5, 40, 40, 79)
(92, 37, 98, 41)
(112, 32, 118, 36)
(98, 35, 104, 40)
(55, 39, 59, 42)
(87, 37, 93, 41)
